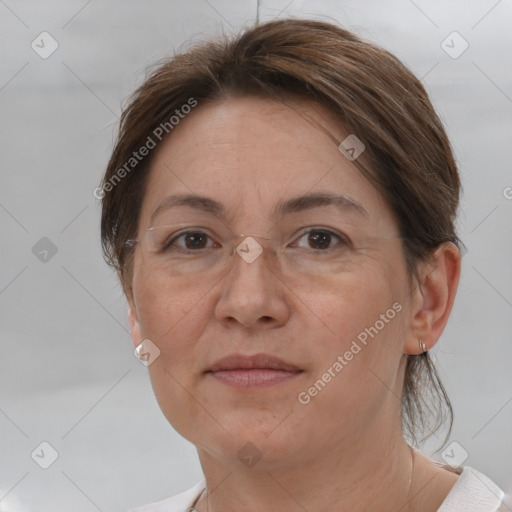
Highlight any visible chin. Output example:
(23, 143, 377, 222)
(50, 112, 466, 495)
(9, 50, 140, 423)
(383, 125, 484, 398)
(182, 410, 304, 465)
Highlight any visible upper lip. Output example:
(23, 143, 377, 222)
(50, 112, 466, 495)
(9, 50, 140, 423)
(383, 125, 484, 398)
(207, 353, 302, 372)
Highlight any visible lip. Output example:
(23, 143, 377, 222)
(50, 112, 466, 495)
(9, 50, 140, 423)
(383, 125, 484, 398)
(205, 353, 303, 388)
(207, 353, 301, 372)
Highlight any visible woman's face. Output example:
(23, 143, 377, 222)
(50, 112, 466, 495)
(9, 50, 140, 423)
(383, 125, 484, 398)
(127, 95, 417, 466)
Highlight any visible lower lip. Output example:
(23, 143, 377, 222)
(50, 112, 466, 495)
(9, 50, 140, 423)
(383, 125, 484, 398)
(207, 369, 302, 388)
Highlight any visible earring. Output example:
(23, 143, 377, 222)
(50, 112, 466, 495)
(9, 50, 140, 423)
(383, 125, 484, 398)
(418, 339, 426, 353)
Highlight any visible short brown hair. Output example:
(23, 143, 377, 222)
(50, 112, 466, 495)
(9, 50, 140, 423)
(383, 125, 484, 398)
(100, 17, 461, 446)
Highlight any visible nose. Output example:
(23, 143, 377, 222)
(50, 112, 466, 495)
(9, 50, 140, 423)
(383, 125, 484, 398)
(214, 236, 290, 330)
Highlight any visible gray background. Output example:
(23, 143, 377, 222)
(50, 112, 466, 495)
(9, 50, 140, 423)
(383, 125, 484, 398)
(1, 0, 511, 510)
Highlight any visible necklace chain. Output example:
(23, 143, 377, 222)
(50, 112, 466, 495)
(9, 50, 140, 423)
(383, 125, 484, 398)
(408, 445, 416, 512)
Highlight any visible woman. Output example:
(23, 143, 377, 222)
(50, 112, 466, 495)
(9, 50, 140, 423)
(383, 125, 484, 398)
(100, 18, 506, 512)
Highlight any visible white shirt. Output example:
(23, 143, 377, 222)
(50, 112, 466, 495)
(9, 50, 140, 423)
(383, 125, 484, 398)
(126, 466, 506, 512)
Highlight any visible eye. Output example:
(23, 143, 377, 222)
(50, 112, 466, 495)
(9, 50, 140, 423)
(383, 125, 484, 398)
(164, 230, 217, 252)
(293, 229, 349, 251)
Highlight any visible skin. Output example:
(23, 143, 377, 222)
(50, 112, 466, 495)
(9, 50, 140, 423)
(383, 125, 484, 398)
(125, 95, 461, 511)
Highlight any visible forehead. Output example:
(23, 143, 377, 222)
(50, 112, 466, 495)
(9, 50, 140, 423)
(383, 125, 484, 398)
(138, 95, 394, 231)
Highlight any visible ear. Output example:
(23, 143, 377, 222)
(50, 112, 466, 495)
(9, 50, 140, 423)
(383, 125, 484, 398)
(404, 242, 461, 355)
(124, 284, 142, 349)
(127, 301, 142, 349)
(118, 269, 142, 349)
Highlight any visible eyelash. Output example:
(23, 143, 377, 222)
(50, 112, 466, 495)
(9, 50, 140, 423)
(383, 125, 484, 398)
(161, 228, 351, 253)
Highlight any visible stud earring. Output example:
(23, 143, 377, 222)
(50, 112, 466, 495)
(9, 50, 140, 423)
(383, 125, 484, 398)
(418, 339, 426, 353)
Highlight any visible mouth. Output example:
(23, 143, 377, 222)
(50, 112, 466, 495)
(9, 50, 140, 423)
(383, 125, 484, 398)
(205, 353, 303, 388)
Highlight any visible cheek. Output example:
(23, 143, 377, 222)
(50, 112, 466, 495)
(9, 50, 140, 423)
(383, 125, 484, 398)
(132, 259, 230, 406)
(139, 279, 208, 440)
(318, 257, 401, 337)
(133, 271, 208, 408)
(304, 255, 408, 403)
(133, 264, 206, 343)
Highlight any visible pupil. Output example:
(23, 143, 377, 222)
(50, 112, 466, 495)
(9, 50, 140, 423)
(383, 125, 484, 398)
(185, 232, 206, 249)
(309, 231, 330, 249)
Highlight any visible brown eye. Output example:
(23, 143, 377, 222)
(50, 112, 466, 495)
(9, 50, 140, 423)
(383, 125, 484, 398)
(294, 229, 348, 251)
(182, 232, 209, 250)
(307, 231, 332, 250)
(163, 231, 214, 252)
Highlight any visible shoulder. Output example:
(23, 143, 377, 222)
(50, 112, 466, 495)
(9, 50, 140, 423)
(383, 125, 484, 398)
(125, 480, 206, 512)
(437, 466, 506, 511)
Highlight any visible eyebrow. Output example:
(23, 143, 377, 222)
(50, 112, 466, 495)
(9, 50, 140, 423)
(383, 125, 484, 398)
(150, 191, 369, 224)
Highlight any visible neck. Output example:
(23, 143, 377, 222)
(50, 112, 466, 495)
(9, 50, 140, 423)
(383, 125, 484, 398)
(194, 426, 415, 512)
